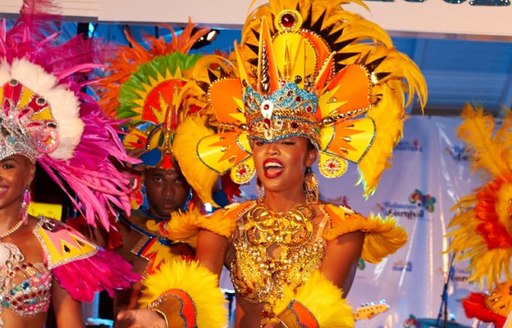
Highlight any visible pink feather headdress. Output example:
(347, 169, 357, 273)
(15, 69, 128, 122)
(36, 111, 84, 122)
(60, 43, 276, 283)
(0, 0, 137, 230)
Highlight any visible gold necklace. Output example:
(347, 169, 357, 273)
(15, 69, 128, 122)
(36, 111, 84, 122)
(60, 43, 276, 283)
(0, 220, 24, 240)
(245, 201, 315, 247)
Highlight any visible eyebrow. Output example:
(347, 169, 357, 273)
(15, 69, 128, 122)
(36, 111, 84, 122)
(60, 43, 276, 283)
(0, 158, 18, 164)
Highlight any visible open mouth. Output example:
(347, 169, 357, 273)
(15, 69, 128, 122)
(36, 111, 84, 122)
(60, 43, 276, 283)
(263, 159, 284, 178)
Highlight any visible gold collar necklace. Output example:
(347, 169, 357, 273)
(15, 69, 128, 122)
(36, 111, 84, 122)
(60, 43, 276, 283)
(246, 201, 316, 247)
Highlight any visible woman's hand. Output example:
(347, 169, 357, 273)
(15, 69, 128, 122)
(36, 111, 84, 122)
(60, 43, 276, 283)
(116, 309, 166, 328)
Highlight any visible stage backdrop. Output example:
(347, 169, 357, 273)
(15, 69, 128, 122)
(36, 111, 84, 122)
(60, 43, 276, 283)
(237, 115, 484, 328)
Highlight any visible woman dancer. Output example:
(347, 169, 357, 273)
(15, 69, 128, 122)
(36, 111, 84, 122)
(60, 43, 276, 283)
(118, 0, 427, 326)
(0, 0, 139, 326)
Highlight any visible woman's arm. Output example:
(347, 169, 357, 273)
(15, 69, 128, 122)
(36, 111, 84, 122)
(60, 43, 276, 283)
(195, 229, 229, 275)
(51, 279, 85, 328)
(320, 230, 365, 297)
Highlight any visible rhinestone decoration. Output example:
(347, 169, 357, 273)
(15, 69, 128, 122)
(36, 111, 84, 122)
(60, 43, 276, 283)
(275, 9, 302, 32)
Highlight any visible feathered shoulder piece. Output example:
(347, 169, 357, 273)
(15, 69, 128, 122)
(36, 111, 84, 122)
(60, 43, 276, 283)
(195, 0, 427, 196)
(0, 0, 136, 230)
(448, 104, 512, 288)
(35, 217, 139, 302)
(323, 204, 407, 263)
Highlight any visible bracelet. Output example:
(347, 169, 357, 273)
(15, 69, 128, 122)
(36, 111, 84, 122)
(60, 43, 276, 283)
(150, 307, 169, 328)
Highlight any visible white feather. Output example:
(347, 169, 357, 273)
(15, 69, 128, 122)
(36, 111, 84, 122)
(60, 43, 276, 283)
(10, 58, 83, 160)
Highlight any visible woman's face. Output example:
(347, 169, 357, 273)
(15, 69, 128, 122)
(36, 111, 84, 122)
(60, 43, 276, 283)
(251, 136, 317, 194)
(0, 154, 35, 211)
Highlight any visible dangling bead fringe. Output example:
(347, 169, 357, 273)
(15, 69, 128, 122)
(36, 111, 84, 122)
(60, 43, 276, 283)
(20, 187, 31, 224)
(304, 167, 319, 204)
(257, 178, 265, 200)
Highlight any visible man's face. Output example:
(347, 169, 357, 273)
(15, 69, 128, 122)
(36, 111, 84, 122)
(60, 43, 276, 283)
(143, 167, 190, 219)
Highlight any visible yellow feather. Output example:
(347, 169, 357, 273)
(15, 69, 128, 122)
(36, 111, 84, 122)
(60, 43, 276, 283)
(165, 210, 202, 248)
(275, 270, 354, 327)
(322, 205, 407, 262)
(457, 104, 508, 177)
(139, 260, 227, 328)
(357, 47, 427, 196)
(173, 115, 220, 206)
(448, 198, 512, 289)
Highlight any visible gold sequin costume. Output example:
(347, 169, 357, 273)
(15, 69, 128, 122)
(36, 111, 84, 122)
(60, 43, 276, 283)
(231, 202, 327, 313)
(167, 201, 408, 322)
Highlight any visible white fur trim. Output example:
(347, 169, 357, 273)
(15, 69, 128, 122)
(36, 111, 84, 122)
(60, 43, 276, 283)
(10, 58, 84, 160)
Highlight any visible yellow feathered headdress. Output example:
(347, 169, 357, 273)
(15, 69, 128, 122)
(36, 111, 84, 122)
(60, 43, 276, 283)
(191, 0, 427, 196)
(448, 104, 512, 289)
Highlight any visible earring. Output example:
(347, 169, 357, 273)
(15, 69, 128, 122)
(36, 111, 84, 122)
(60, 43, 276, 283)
(20, 187, 31, 224)
(256, 178, 265, 200)
(304, 167, 319, 205)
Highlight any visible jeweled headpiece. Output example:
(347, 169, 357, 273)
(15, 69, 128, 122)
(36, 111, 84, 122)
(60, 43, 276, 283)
(0, 0, 135, 229)
(96, 23, 233, 204)
(196, 0, 427, 196)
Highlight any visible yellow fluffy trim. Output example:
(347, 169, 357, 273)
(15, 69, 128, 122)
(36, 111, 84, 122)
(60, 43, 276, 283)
(165, 203, 249, 240)
(448, 198, 512, 289)
(323, 204, 407, 263)
(275, 270, 354, 328)
(174, 115, 219, 206)
(199, 202, 254, 238)
(165, 209, 202, 248)
(139, 259, 227, 328)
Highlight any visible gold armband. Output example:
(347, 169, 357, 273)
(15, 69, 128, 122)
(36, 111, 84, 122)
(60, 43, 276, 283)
(148, 289, 197, 328)
(277, 300, 319, 328)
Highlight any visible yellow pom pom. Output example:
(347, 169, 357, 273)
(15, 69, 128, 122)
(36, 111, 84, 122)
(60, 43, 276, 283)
(139, 260, 227, 328)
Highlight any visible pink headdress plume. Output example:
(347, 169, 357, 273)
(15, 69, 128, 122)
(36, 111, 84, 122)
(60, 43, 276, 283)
(0, 0, 137, 230)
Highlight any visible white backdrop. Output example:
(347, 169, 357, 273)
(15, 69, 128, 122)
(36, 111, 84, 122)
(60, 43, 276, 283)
(328, 116, 480, 328)
(237, 115, 485, 327)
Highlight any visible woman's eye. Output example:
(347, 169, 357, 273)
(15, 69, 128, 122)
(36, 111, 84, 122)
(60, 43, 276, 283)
(255, 141, 265, 146)
(1, 163, 15, 169)
(153, 177, 163, 183)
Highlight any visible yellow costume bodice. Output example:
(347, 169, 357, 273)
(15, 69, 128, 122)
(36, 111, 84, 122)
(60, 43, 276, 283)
(230, 202, 329, 314)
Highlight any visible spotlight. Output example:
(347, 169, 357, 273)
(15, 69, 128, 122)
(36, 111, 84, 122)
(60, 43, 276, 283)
(191, 29, 219, 50)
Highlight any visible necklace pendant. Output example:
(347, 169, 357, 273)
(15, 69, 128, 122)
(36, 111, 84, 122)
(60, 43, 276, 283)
(0, 242, 25, 266)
